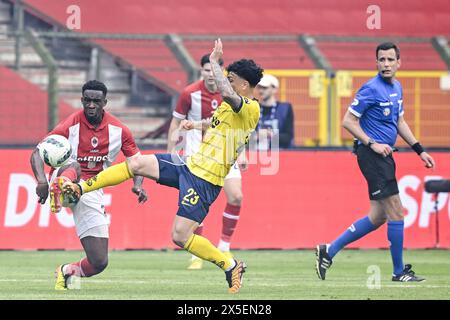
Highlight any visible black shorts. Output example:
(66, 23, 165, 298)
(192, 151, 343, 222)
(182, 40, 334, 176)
(356, 144, 399, 200)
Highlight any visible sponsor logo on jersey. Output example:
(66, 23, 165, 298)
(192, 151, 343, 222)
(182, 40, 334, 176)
(351, 98, 359, 106)
(77, 155, 109, 162)
(91, 136, 99, 148)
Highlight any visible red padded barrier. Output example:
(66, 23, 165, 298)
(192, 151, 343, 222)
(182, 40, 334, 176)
(0, 150, 449, 249)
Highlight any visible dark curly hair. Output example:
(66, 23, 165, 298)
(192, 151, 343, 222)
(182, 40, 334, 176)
(226, 59, 264, 88)
(82, 80, 108, 97)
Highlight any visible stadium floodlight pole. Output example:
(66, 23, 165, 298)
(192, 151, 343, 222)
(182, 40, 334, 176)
(298, 34, 335, 145)
(13, 0, 24, 71)
(431, 36, 450, 70)
(298, 34, 334, 74)
(24, 28, 59, 131)
(164, 34, 199, 84)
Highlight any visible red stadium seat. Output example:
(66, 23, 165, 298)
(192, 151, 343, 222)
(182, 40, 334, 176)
(21, 0, 450, 90)
(0, 65, 77, 144)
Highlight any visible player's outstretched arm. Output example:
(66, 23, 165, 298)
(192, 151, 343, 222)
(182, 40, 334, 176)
(209, 39, 242, 112)
(132, 175, 148, 203)
(167, 117, 183, 153)
(179, 118, 211, 132)
(30, 148, 49, 204)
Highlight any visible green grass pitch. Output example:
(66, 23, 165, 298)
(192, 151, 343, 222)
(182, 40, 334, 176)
(0, 249, 448, 300)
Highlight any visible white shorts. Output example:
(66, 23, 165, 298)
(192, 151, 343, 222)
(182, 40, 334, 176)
(78, 224, 109, 239)
(50, 170, 110, 239)
(70, 188, 109, 238)
(225, 163, 242, 180)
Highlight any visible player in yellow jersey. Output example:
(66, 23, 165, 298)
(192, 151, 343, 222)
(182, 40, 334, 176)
(60, 39, 263, 293)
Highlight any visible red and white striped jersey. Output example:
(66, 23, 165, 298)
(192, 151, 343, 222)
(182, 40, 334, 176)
(173, 80, 222, 156)
(48, 110, 139, 180)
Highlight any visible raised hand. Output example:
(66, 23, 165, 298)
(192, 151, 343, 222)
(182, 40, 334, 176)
(210, 38, 223, 62)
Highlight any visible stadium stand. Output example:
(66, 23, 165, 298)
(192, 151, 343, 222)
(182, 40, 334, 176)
(1, 0, 449, 145)
(20, 0, 450, 90)
(0, 65, 76, 144)
(317, 42, 447, 70)
(21, 0, 450, 36)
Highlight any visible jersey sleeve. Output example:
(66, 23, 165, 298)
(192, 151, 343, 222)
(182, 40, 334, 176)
(348, 84, 375, 118)
(121, 125, 140, 158)
(46, 117, 72, 139)
(238, 97, 260, 131)
(173, 89, 191, 119)
(399, 87, 404, 117)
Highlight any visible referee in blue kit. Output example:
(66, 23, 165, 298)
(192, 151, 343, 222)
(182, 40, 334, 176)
(316, 42, 435, 282)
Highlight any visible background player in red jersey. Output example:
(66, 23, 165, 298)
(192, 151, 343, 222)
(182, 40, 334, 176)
(167, 54, 247, 269)
(30, 80, 147, 290)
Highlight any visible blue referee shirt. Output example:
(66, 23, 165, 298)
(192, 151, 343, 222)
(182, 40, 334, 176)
(349, 73, 404, 147)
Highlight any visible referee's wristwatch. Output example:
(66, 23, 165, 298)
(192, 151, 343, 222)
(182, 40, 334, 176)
(367, 138, 376, 148)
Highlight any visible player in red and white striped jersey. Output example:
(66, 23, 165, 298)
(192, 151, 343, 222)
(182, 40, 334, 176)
(167, 54, 247, 270)
(30, 80, 147, 290)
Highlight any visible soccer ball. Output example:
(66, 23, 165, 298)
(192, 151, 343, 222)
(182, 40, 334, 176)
(38, 134, 72, 168)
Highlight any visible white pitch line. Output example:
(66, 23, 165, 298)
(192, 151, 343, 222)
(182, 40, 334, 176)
(0, 278, 200, 285)
(0, 279, 449, 289)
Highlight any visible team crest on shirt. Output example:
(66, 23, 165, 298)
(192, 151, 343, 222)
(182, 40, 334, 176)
(91, 136, 99, 148)
(211, 99, 218, 109)
(383, 108, 391, 116)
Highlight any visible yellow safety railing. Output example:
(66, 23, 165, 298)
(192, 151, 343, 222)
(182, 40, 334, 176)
(265, 69, 328, 146)
(263, 70, 450, 147)
(335, 71, 449, 147)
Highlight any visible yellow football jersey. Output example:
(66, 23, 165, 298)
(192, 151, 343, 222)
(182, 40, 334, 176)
(187, 96, 260, 186)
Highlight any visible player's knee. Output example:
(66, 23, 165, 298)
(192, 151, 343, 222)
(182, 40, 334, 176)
(96, 260, 108, 273)
(372, 216, 387, 228)
(171, 229, 188, 248)
(90, 257, 108, 273)
(390, 204, 404, 221)
(127, 156, 140, 175)
(388, 211, 404, 221)
(227, 191, 243, 206)
(384, 204, 403, 221)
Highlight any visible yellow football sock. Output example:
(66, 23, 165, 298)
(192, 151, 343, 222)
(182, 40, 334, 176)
(184, 234, 234, 271)
(81, 161, 134, 193)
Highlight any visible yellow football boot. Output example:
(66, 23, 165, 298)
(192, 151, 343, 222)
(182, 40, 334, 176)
(54, 264, 69, 290)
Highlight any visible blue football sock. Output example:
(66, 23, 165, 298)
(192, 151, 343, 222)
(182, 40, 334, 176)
(328, 216, 376, 258)
(388, 220, 404, 276)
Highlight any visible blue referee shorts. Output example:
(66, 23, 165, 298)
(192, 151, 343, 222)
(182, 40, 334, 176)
(154, 153, 222, 223)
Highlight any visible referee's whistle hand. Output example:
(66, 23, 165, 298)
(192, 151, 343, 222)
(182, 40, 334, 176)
(371, 143, 392, 157)
(420, 152, 435, 170)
